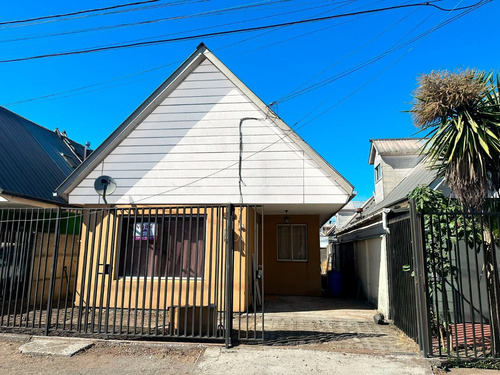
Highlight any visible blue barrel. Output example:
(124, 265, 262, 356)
(328, 270, 343, 297)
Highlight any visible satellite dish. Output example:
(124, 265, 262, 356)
(94, 176, 116, 202)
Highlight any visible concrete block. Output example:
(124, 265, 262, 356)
(19, 337, 94, 357)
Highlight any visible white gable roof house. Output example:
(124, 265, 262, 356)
(54, 44, 354, 298)
(56, 43, 354, 222)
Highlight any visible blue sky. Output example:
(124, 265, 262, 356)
(1, 0, 498, 201)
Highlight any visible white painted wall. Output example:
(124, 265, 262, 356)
(69, 59, 348, 205)
(373, 153, 384, 204)
(373, 152, 421, 204)
(354, 236, 389, 317)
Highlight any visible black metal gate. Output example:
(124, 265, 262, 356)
(0, 205, 264, 346)
(410, 200, 500, 359)
(387, 211, 419, 342)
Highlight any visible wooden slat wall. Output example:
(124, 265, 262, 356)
(69, 60, 346, 205)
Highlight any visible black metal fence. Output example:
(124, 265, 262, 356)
(0, 205, 264, 347)
(387, 211, 419, 342)
(410, 202, 500, 359)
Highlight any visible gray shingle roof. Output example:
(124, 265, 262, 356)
(0, 106, 86, 203)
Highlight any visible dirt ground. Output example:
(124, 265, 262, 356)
(0, 337, 204, 375)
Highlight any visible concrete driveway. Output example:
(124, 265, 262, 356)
(239, 295, 420, 355)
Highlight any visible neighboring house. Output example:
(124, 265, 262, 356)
(0, 106, 89, 207)
(333, 138, 442, 317)
(54, 43, 354, 315)
(0, 107, 89, 306)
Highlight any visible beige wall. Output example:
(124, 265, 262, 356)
(74, 207, 260, 313)
(264, 214, 321, 296)
(354, 236, 389, 317)
(30, 232, 78, 304)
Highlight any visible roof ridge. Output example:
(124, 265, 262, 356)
(0, 105, 87, 149)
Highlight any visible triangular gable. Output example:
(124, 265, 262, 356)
(56, 44, 353, 205)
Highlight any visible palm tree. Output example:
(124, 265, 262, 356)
(412, 69, 500, 209)
(411, 69, 500, 356)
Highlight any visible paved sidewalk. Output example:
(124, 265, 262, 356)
(3, 333, 500, 375)
(196, 346, 432, 375)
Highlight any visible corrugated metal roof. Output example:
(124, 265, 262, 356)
(366, 163, 437, 215)
(0, 106, 86, 203)
(336, 163, 439, 234)
(372, 138, 424, 154)
(369, 138, 425, 164)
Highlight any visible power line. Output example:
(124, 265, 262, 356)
(0, 0, 290, 44)
(0, 0, 161, 26)
(276, 0, 488, 103)
(0, 0, 206, 31)
(2, 1, 349, 106)
(126, 1, 486, 203)
(0, 1, 477, 64)
(292, 0, 475, 129)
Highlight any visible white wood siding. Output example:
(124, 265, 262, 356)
(69, 60, 347, 205)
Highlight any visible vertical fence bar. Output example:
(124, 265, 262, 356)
(97, 208, 111, 333)
(490, 214, 500, 357)
(77, 210, 92, 333)
(224, 204, 234, 348)
(169, 209, 179, 336)
(177, 208, 187, 337)
(409, 200, 430, 357)
(54, 210, 70, 330)
(444, 213, 460, 356)
(452, 213, 468, 358)
(148, 209, 158, 336)
(467, 213, 480, 357)
(66, 209, 82, 331)
(260, 206, 265, 341)
(25, 209, 41, 328)
(104, 208, 118, 335)
(195, 207, 204, 337)
(38, 209, 53, 329)
(118, 209, 131, 334)
(112, 209, 124, 335)
(161, 208, 171, 336)
(1, 209, 13, 325)
(7, 210, 24, 326)
(192, 207, 201, 337)
(435, 212, 451, 355)
(133, 209, 145, 335)
(183, 209, 193, 337)
(206, 207, 214, 337)
(11, 210, 27, 327)
(45, 207, 61, 336)
(155, 208, 165, 336)
(126, 209, 138, 334)
(214, 207, 222, 338)
(19, 209, 36, 327)
(140, 209, 151, 335)
(1, 209, 16, 326)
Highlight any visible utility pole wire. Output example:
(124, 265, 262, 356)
(0, 0, 485, 64)
(0, 0, 161, 26)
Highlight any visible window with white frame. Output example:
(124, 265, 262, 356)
(277, 224, 307, 261)
(374, 163, 382, 182)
